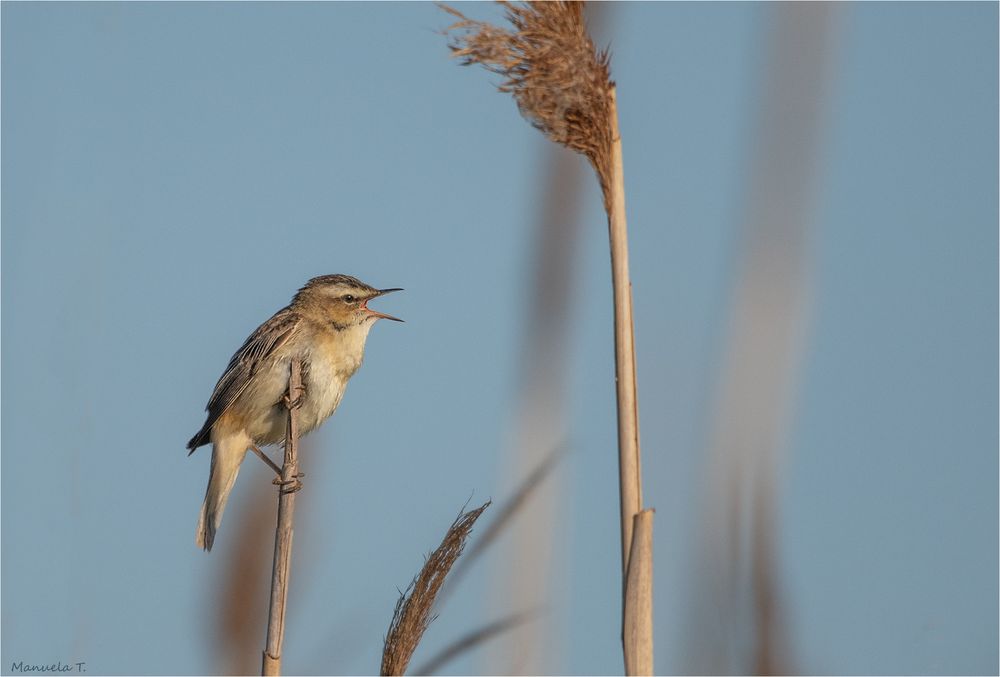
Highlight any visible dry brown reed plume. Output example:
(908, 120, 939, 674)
(442, 2, 614, 210)
(443, 3, 653, 673)
(381, 501, 492, 676)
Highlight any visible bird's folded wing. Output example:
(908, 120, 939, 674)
(202, 307, 301, 429)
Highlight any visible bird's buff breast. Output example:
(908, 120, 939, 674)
(298, 357, 351, 431)
(240, 326, 367, 445)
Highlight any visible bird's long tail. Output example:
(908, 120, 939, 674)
(196, 432, 251, 551)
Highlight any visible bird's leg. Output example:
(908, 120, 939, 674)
(249, 444, 283, 478)
(277, 378, 305, 492)
(252, 441, 305, 490)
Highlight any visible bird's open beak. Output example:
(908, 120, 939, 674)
(364, 288, 404, 322)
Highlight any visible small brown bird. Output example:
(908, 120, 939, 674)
(188, 274, 402, 551)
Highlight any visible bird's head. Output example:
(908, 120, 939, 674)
(293, 274, 403, 328)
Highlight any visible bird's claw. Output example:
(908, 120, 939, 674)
(273, 472, 305, 494)
(284, 385, 306, 410)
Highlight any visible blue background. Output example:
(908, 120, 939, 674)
(2, 2, 996, 675)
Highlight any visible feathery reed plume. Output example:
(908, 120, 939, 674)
(443, 3, 653, 672)
(413, 610, 538, 675)
(381, 501, 491, 676)
(262, 359, 304, 676)
(442, 2, 613, 210)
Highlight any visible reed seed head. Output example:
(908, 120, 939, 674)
(381, 501, 491, 676)
(442, 1, 615, 208)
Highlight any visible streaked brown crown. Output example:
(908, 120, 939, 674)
(292, 274, 385, 326)
(293, 274, 379, 301)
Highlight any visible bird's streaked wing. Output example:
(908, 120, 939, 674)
(203, 307, 301, 428)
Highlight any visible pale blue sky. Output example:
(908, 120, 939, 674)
(2, 2, 996, 675)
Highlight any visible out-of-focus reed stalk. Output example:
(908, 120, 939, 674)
(487, 145, 581, 675)
(417, 445, 568, 673)
(381, 501, 491, 676)
(215, 483, 273, 675)
(414, 610, 537, 675)
(214, 436, 324, 675)
(486, 8, 607, 673)
(435, 444, 567, 672)
(262, 359, 304, 676)
(442, 3, 653, 672)
(447, 443, 569, 599)
(690, 4, 837, 674)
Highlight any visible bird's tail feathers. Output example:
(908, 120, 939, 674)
(187, 422, 212, 455)
(196, 432, 250, 551)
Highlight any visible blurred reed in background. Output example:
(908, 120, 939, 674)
(688, 4, 839, 674)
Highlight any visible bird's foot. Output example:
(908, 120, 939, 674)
(273, 472, 305, 494)
(284, 385, 306, 410)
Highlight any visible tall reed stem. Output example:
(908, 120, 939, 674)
(262, 358, 303, 676)
(607, 87, 642, 574)
(608, 87, 654, 676)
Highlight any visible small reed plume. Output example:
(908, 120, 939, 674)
(442, 3, 654, 673)
(381, 501, 491, 676)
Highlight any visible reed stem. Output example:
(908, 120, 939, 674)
(262, 358, 303, 676)
(608, 86, 653, 676)
(607, 86, 643, 574)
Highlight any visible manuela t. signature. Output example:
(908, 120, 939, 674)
(10, 661, 86, 674)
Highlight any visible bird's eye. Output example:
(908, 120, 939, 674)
(342, 294, 355, 303)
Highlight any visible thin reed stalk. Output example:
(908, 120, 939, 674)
(442, 3, 653, 672)
(262, 359, 304, 676)
(607, 87, 643, 578)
